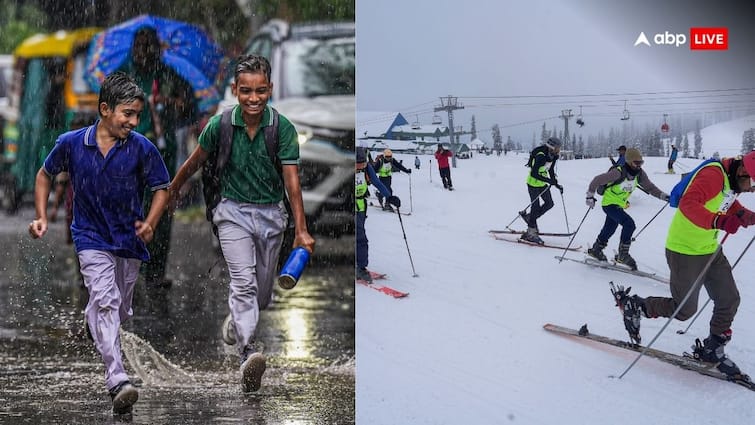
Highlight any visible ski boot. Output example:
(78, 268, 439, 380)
(691, 330, 745, 377)
(356, 267, 373, 284)
(614, 243, 638, 271)
(609, 282, 646, 346)
(520, 227, 544, 245)
(587, 239, 608, 262)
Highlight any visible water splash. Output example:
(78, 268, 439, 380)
(120, 330, 196, 387)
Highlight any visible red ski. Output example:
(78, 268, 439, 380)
(356, 271, 408, 298)
(356, 280, 409, 298)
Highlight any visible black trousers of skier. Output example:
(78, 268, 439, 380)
(356, 211, 369, 269)
(439, 167, 452, 189)
(526, 185, 553, 228)
(376, 175, 392, 206)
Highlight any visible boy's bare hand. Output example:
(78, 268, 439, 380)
(135, 221, 154, 243)
(28, 219, 48, 239)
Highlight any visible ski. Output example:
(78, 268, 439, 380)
(556, 255, 669, 285)
(491, 234, 582, 251)
(489, 229, 576, 237)
(369, 270, 387, 280)
(368, 202, 412, 215)
(543, 323, 755, 391)
(356, 279, 408, 298)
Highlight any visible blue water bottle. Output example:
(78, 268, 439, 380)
(278, 247, 310, 289)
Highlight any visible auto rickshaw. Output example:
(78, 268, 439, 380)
(1, 28, 101, 213)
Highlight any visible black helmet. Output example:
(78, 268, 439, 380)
(546, 137, 562, 149)
(356, 147, 367, 163)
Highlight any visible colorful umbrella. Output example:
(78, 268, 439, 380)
(85, 14, 224, 113)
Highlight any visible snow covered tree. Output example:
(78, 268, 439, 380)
(681, 134, 690, 158)
(741, 128, 755, 153)
(492, 124, 503, 154)
(540, 122, 549, 144)
(694, 121, 703, 158)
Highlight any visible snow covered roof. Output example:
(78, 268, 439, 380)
(357, 111, 408, 138)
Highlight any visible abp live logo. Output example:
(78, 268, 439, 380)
(633, 27, 728, 50)
(690, 27, 728, 50)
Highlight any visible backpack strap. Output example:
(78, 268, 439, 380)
(262, 107, 294, 225)
(262, 107, 281, 173)
(216, 108, 234, 174)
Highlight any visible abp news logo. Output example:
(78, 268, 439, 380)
(634, 28, 728, 50)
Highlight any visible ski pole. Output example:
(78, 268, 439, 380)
(616, 234, 732, 379)
(504, 185, 551, 230)
(429, 159, 432, 183)
(677, 232, 755, 335)
(557, 207, 591, 263)
(396, 207, 419, 277)
(409, 173, 414, 214)
(559, 189, 570, 234)
(631, 202, 668, 242)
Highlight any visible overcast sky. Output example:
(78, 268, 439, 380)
(356, 0, 755, 145)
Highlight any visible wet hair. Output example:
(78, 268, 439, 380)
(98, 72, 145, 116)
(234, 54, 272, 82)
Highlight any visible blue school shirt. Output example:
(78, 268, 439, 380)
(43, 122, 170, 261)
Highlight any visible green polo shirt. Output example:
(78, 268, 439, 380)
(199, 104, 299, 204)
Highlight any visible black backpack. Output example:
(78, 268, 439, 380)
(202, 107, 295, 268)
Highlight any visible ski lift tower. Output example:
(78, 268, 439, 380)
(435, 95, 464, 167)
(559, 109, 573, 151)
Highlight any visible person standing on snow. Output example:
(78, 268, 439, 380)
(356, 147, 401, 283)
(434, 143, 453, 190)
(585, 148, 669, 270)
(519, 137, 563, 245)
(373, 148, 411, 211)
(414, 155, 421, 170)
(611, 152, 755, 378)
(668, 144, 679, 174)
(610, 145, 627, 167)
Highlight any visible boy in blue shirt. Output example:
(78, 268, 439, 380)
(28, 72, 170, 415)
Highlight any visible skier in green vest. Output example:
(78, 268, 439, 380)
(612, 152, 755, 378)
(585, 148, 669, 270)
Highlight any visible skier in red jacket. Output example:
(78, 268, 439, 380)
(434, 144, 453, 190)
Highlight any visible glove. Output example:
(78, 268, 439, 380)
(661, 193, 670, 202)
(713, 214, 744, 234)
(555, 184, 564, 194)
(387, 195, 401, 208)
(586, 196, 597, 208)
(407, 169, 412, 174)
(738, 209, 755, 227)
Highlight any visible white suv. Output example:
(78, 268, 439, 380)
(220, 20, 355, 235)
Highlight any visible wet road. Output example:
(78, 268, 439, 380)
(0, 208, 355, 424)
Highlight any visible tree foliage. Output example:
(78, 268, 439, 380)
(0, 1, 49, 54)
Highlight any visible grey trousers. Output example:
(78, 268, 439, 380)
(645, 248, 740, 336)
(79, 250, 140, 390)
(213, 198, 287, 357)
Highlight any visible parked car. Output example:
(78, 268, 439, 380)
(220, 19, 355, 236)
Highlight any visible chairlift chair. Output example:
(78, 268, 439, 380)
(576, 105, 585, 127)
(620, 100, 630, 121)
(661, 113, 669, 133)
(431, 114, 442, 125)
(411, 115, 421, 130)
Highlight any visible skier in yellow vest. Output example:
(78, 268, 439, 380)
(612, 152, 755, 378)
